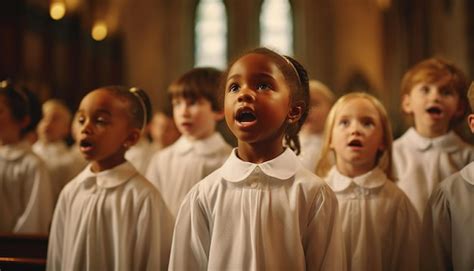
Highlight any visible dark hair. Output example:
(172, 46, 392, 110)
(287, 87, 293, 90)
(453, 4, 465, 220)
(99, 85, 152, 130)
(401, 57, 469, 124)
(0, 79, 42, 136)
(168, 67, 223, 112)
(222, 47, 310, 154)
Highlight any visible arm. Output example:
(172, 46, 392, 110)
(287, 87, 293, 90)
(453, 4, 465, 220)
(304, 185, 346, 271)
(168, 187, 210, 271)
(134, 191, 173, 271)
(390, 193, 421, 271)
(420, 185, 452, 271)
(46, 190, 67, 271)
(14, 159, 53, 233)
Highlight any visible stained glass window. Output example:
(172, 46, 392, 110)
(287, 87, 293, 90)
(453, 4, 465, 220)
(260, 0, 294, 56)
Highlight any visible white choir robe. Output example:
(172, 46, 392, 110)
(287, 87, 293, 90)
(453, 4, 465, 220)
(393, 128, 474, 218)
(325, 167, 420, 271)
(169, 148, 346, 271)
(421, 162, 474, 271)
(47, 162, 173, 271)
(0, 142, 53, 233)
(298, 133, 323, 171)
(146, 132, 232, 219)
(126, 137, 158, 175)
(33, 141, 84, 204)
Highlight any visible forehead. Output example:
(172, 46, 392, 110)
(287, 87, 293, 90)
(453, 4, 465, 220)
(79, 89, 128, 114)
(338, 98, 380, 119)
(228, 53, 285, 80)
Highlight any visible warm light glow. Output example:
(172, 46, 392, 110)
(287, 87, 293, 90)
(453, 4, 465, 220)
(50, 2, 66, 20)
(376, 0, 391, 10)
(92, 21, 108, 41)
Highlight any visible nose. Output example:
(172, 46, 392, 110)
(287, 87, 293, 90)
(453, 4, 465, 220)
(80, 120, 92, 135)
(428, 88, 441, 101)
(237, 88, 256, 103)
(350, 122, 362, 135)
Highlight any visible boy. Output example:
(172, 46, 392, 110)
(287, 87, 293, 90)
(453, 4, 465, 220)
(146, 67, 232, 219)
(420, 82, 474, 271)
(298, 80, 335, 170)
(33, 99, 83, 204)
(393, 58, 474, 218)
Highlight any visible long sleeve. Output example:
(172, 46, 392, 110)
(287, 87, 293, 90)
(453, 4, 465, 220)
(305, 185, 346, 271)
(14, 162, 53, 233)
(46, 190, 67, 271)
(390, 195, 420, 271)
(420, 186, 452, 271)
(169, 187, 210, 271)
(134, 192, 173, 271)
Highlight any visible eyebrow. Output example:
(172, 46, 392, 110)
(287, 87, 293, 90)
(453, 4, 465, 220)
(76, 108, 112, 116)
(227, 72, 275, 82)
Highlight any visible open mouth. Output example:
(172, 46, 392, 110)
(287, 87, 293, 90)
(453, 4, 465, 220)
(79, 139, 94, 152)
(348, 139, 363, 147)
(236, 108, 257, 123)
(426, 106, 443, 116)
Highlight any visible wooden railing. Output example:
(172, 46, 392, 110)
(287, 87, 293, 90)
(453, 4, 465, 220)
(0, 234, 48, 271)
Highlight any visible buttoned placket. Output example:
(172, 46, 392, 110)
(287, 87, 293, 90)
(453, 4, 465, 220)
(247, 167, 262, 189)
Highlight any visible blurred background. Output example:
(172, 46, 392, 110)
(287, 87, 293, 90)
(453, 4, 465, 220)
(1, 0, 473, 139)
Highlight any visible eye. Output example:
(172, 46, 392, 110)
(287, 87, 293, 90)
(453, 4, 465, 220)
(256, 83, 271, 91)
(77, 116, 85, 125)
(440, 87, 455, 96)
(96, 116, 108, 125)
(362, 119, 374, 128)
(228, 83, 240, 93)
(338, 119, 350, 127)
(419, 85, 430, 94)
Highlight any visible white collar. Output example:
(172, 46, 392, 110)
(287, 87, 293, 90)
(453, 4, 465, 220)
(174, 133, 227, 155)
(221, 148, 300, 183)
(460, 162, 474, 185)
(33, 141, 68, 153)
(0, 141, 31, 161)
(326, 167, 388, 192)
(77, 161, 138, 189)
(403, 127, 463, 152)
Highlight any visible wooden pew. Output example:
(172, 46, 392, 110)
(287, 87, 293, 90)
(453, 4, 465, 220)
(0, 234, 48, 271)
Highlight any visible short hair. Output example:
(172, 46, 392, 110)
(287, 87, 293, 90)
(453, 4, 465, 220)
(401, 57, 468, 122)
(468, 82, 474, 112)
(309, 80, 336, 105)
(0, 79, 42, 136)
(42, 99, 72, 123)
(316, 92, 393, 180)
(168, 67, 223, 112)
(98, 86, 152, 130)
(221, 47, 310, 155)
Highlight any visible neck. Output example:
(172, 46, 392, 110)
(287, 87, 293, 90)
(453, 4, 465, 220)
(237, 139, 285, 164)
(336, 160, 375, 178)
(415, 125, 449, 138)
(90, 154, 127, 173)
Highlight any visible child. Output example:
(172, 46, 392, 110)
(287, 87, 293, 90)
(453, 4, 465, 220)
(146, 67, 232, 219)
(47, 86, 172, 271)
(393, 57, 474, 218)
(299, 79, 335, 170)
(147, 110, 180, 150)
(33, 99, 81, 204)
(0, 80, 53, 233)
(124, 88, 157, 175)
(316, 92, 420, 270)
(420, 82, 474, 271)
(169, 48, 345, 270)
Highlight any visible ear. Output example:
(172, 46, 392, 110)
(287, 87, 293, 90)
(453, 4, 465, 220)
(468, 114, 474, 133)
(213, 110, 225, 121)
(454, 102, 466, 119)
(287, 102, 303, 124)
(122, 128, 141, 149)
(401, 94, 413, 114)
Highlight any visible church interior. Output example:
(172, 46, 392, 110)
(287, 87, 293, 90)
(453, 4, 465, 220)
(0, 0, 474, 269)
(1, 0, 473, 139)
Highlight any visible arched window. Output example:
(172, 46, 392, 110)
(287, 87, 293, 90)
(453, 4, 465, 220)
(259, 0, 294, 56)
(194, 0, 227, 69)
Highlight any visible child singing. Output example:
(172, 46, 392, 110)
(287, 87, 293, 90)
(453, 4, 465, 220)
(169, 48, 345, 270)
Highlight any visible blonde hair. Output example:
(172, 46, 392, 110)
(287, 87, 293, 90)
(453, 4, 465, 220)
(315, 92, 394, 180)
(309, 80, 336, 105)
